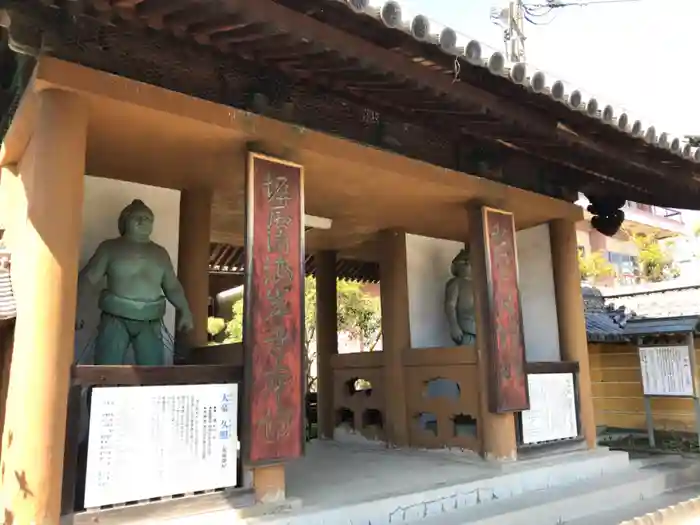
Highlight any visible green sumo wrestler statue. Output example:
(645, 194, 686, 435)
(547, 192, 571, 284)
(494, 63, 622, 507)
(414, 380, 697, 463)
(444, 248, 477, 346)
(78, 199, 194, 365)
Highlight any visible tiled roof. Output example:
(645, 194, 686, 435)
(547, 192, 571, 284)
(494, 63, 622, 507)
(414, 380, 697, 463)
(605, 285, 700, 320)
(582, 286, 627, 342)
(331, 0, 700, 162)
(583, 284, 700, 341)
(624, 316, 700, 337)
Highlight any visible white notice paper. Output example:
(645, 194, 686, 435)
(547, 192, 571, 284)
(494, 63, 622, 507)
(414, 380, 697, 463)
(84, 383, 238, 509)
(639, 345, 694, 397)
(521, 373, 578, 445)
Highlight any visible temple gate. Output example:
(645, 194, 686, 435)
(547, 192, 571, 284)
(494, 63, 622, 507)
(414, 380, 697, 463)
(0, 0, 696, 521)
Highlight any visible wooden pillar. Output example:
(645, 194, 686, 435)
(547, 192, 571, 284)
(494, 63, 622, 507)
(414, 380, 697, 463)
(316, 250, 338, 440)
(550, 219, 597, 449)
(468, 206, 518, 461)
(253, 464, 285, 504)
(378, 230, 410, 447)
(0, 89, 88, 524)
(177, 187, 212, 348)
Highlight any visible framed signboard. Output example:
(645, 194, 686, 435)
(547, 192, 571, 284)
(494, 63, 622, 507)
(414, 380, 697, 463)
(84, 383, 238, 509)
(520, 373, 578, 445)
(639, 345, 694, 397)
(243, 152, 305, 466)
(481, 206, 529, 413)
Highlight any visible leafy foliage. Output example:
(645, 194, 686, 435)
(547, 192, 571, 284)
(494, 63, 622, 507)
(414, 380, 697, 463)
(578, 250, 616, 281)
(207, 317, 226, 338)
(208, 277, 382, 391)
(335, 280, 382, 352)
(630, 232, 674, 282)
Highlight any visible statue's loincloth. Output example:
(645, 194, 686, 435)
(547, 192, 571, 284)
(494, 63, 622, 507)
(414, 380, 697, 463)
(94, 292, 168, 365)
(458, 318, 476, 338)
(98, 290, 166, 322)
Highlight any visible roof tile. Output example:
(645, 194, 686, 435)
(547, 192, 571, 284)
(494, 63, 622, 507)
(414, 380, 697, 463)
(329, 0, 700, 162)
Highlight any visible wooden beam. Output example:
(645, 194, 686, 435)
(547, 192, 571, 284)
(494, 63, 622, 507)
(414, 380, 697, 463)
(296, 73, 661, 198)
(220, 0, 558, 134)
(72, 364, 244, 386)
(218, 0, 700, 182)
(10, 0, 700, 186)
(21, 9, 700, 207)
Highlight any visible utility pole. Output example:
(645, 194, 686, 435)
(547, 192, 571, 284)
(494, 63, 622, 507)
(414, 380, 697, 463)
(507, 0, 526, 63)
(491, 1, 526, 63)
(491, 0, 642, 64)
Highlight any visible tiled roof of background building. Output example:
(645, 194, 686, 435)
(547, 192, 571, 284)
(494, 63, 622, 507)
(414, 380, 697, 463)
(583, 284, 700, 341)
(604, 285, 700, 320)
(582, 286, 627, 342)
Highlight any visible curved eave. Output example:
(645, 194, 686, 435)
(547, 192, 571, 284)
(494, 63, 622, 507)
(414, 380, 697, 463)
(11, 0, 700, 207)
(317, 0, 700, 166)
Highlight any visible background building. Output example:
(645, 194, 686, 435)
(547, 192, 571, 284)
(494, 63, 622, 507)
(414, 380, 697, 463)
(576, 194, 691, 287)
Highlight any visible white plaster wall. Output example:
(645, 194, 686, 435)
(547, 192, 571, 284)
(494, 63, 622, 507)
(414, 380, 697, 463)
(516, 224, 561, 362)
(405, 234, 464, 349)
(74, 176, 181, 365)
(405, 226, 561, 361)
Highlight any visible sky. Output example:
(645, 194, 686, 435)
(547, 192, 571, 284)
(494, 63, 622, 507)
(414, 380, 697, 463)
(398, 0, 697, 134)
(395, 0, 700, 222)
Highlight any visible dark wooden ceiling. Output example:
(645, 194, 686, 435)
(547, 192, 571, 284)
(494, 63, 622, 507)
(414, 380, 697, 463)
(2, 0, 699, 209)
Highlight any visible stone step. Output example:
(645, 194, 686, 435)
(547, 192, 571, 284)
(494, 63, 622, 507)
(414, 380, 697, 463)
(563, 483, 700, 525)
(417, 458, 700, 525)
(163, 448, 631, 525)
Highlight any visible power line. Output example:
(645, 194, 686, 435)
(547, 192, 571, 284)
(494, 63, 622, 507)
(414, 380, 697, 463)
(491, 0, 642, 63)
(526, 0, 642, 8)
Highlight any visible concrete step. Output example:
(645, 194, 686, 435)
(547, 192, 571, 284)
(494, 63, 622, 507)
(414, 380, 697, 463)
(563, 483, 700, 525)
(417, 457, 700, 525)
(163, 448, 632, 525)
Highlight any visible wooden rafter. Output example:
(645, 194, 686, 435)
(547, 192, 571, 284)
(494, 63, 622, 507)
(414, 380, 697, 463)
(2, 0, 699, 208)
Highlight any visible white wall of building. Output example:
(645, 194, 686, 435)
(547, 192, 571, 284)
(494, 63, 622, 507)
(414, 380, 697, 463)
(405, 234, 464, 349)
(74, 176, 181, 364)
(515, 224, 561, 362)
(405, 226, 561, 362)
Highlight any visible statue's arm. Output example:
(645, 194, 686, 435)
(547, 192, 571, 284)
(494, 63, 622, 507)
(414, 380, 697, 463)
(161, 252, 192, 316)
(444, 279, 461, 331)
(79, 241, 110, 286)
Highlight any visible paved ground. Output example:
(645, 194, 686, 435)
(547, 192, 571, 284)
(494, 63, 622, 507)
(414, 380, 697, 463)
(286, 440, 497, 507)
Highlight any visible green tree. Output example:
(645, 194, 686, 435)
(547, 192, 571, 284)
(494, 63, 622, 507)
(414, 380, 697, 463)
(209, 277, 382, 391)
(335, 280, 382, 352)
(578, 250, 616, 282)
(630, 232, 674, 282)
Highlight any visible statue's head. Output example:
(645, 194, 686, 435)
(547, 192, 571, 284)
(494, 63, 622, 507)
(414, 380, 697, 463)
(451, 248, 472, 278)
(118, 199, 154, 241)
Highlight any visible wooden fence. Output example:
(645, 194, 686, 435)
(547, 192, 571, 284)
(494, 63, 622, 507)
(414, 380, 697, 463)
(590, 342, 699, 432)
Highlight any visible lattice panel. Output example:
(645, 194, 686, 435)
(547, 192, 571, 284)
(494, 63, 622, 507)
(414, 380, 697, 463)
(405, 363, 480, 452)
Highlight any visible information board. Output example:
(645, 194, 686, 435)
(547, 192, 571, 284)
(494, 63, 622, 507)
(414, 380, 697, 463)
(639, 345, 695, 397)
(84, 383, 238, 509)
(521, 373, 578, 445)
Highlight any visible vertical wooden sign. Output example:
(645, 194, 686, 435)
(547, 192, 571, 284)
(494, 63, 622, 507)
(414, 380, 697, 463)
(243, 152, 305, 466)
(482, 207, 529, 413)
